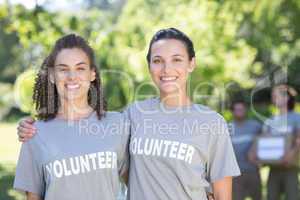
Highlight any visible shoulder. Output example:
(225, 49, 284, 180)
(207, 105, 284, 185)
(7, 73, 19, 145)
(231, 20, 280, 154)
(192, 104, 229, 136)
(295, 113, 300, 123)
(248, 119, 261, 127)
(103, 111, 125, 121)
(34, 119, 55, 127)
(102, 111, 130, 132)
(126, 98, 157, 112)
(95, 111, 129, 129)
(194, 104, 227, 123)
(33, 119, 58, 134)
(123, 98, 158, 120)
(22, 119, 57, 148)
(290, 111, 300, 119)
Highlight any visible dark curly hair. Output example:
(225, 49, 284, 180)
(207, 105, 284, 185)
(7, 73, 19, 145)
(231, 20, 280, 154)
(33, 34, 106, 121)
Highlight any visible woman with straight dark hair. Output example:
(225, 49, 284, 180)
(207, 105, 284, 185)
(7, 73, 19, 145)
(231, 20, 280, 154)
(124, 28, 240, 200)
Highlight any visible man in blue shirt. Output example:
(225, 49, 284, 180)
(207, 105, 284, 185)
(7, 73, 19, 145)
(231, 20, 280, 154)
(229, 100, 262, 200)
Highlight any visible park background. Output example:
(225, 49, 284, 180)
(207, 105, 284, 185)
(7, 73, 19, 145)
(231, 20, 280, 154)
(0, 0, 299, 199)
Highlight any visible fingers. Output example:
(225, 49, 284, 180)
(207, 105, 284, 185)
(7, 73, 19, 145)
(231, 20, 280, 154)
(18, 117, 37, 138)
(17, 126, 35, 137)
(18, 136, 28, 142)
(23, 116, 36, 124)
(207, 193, 215, 200)
(17, 117, 36, 143)
(17, 123, 36, 143)
(20, 119, 36, 131)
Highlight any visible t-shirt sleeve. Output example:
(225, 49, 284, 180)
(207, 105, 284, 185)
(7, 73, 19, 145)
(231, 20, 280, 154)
(207, 115, 241, 183)
(118, 111, 131, 178)
(13, 142, 44, 197)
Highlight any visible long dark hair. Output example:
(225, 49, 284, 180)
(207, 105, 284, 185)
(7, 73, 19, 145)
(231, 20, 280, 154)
(33, 34, 106, 121)
(273, 84, 297, 111)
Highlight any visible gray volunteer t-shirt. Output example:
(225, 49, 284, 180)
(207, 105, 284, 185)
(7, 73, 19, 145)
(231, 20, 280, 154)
(263, 111, 300, 136)
(126, 98, 240, 200)
(14, 112, 130, 200)
(229, 120, 261, 173)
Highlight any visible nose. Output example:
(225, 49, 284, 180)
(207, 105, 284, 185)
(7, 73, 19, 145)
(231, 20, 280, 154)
(66, 70, 77, 80)
(162, 61, 172, 73)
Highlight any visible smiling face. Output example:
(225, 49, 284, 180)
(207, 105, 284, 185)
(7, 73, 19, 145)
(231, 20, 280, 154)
(149, 39, 196, 96)
(52, 48, 96, 103)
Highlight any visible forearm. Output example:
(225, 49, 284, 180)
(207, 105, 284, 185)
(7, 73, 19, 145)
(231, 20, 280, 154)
(26, 192, 42, 200)
(212, 177, 232, 200)
(214, 190, 231, 200)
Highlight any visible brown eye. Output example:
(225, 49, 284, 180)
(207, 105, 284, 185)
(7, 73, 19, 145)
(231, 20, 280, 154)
(59, 68, 67, 72)
(152, 59, 161, 64)
(174, 58, 182, 62)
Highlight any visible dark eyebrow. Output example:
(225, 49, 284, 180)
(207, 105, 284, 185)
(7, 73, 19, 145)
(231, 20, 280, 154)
(152, 55, 162, 59)
(172, 54, 184, 58)
(152, 54, 184, 59)
(55, 63, 69, 67)
(75, 62, 88, 66)
(55, 62, 88, 67)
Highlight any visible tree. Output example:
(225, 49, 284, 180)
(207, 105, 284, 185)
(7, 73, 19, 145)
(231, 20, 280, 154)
(0, 0, 299, 117)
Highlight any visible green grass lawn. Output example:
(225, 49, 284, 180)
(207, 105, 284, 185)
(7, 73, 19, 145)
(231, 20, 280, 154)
(1, 123, 21, 163)
(0, 123, 24, 200)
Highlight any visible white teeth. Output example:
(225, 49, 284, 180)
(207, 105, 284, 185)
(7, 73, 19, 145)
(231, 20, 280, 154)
(66, 84, 80, 89)
(161, 76, 177, 81)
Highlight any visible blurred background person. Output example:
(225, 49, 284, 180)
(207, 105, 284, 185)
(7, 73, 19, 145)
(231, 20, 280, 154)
(229, 100, 262, 200)
(263, 84, 300, 200)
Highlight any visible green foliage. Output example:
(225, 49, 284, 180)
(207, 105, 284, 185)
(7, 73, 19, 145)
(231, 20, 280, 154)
(0, 163, 24, 200)
(13, 69, 36, 113)
(104, 0, 258, 108)
(0, 5, 20, 83)
(0, 83, 14, 119)
(0, 0, 299, 115)
(238, 0, 300, 83)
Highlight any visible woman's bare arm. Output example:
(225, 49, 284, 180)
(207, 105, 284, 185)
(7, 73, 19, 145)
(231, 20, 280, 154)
(212, 176, 232, 200)
(26, 192, 42, 200)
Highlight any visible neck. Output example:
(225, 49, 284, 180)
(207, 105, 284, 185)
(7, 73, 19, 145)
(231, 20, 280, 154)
(57, 98, 93, 120)
(159, 91, 192, 107)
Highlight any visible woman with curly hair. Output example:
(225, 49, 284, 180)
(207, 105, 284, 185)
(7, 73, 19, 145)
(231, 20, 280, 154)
(13, 34, 130, 200)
